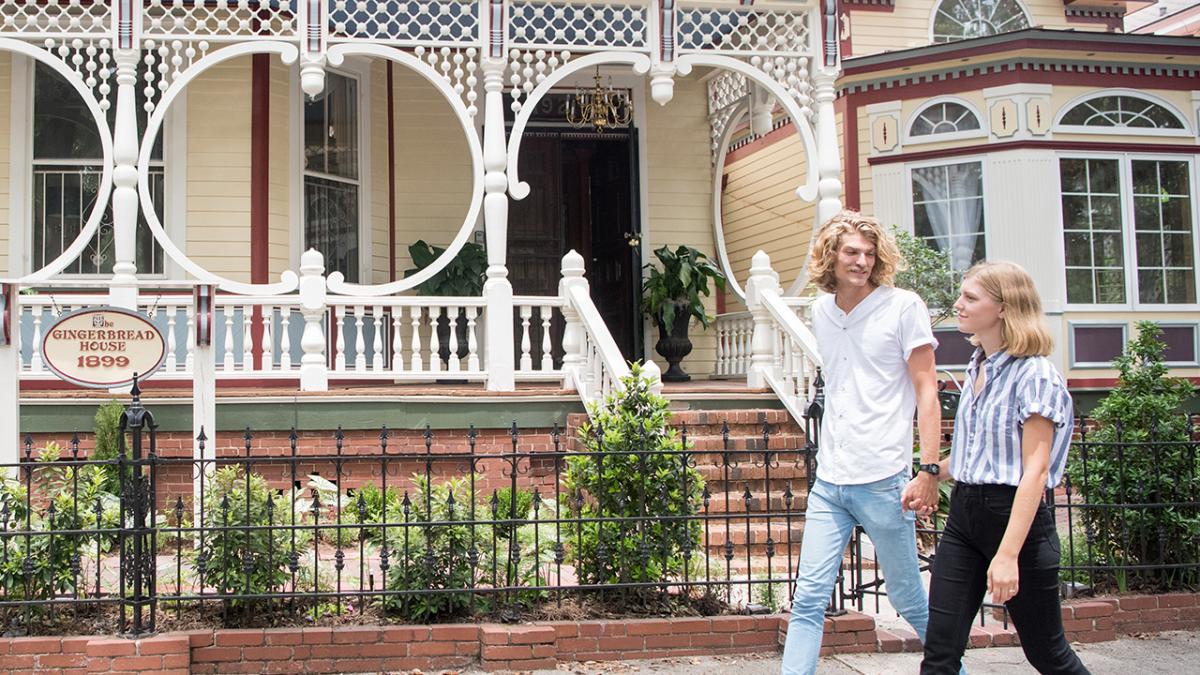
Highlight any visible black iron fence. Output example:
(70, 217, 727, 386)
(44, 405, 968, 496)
(842, 412, 1200, 621)
(2, 388, 824, 636)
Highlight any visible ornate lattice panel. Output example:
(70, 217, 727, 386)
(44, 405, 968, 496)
(507, 48, 572, 112)
(676, 6, 809, 55)
(143, 0, 297, 40)
(329, 0, 478, 45)
(415, 45, 480, 117)
(140, 39, 211, 111)
(0, 0, 110, 37)
(44, 38, 115, 111)
(707, 69, 746, 115)
(508, 1, 647, 50)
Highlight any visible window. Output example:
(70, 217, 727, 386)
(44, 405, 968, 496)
(303, 71, 360, 283)
(911, 161, 986, 271)
(932, 0, 1031, 43)
(1070, 324, 1126, 368)
(1059, 95, 1186, 131)
(909, 101, 981, 139)
(1161, 324, 1198, 365)
(32, 62, 164, 275)
(933, 326, 976, 367)
(1060, 157, 1197, 306)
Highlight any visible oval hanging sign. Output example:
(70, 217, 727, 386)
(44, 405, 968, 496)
(41, 307, 166, 388)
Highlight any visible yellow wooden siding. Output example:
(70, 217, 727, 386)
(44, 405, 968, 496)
(370, 60, 390, 283)
(0, 53, 10, 276)
(390, 66, 474, 277)
(850, 0, 1099, 57)
(856, 106, 872, 216)
(267, 59, 290, 280)
(187, 57, 251, 282)
(645, 74, 719, 377)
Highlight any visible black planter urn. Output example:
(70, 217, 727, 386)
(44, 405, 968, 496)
(655, 306, 693, 382)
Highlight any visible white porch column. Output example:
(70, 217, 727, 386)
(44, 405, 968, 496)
(0, 285, 17, 476)
(298, 249, 329, 391)
(191, 287, 216, 517)
(109, 47, 142, 310)
(812, 68, 843, 228)
(558, 250, 588, 393)
(745, 250, 781, 390)
(481, 56, 515, 391)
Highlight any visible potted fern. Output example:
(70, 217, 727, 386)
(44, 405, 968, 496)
(641, 245, 726, 382)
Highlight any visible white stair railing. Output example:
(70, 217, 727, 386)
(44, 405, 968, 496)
(745, 250, 822, 422)
(558, 250, 661, 412)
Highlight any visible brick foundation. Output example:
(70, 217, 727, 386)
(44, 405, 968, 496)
(1, 592, 1196, 673)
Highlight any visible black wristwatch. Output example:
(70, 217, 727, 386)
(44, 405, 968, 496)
(919, 463, 941, 477)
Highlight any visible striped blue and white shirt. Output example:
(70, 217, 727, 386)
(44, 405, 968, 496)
(950, 349, 1074, 488)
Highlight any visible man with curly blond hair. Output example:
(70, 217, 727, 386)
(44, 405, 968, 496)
(781, 211, 954, 674)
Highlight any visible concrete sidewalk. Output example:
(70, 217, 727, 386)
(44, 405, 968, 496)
(503, 630, 1197, 674)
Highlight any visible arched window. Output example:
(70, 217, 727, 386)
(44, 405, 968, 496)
(1059, 95, 1186, 130)
(932, 0, 1031, 43)
(909, 101, 982, 138)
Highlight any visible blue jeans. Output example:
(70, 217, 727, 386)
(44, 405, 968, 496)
(781, 470, 943, 675)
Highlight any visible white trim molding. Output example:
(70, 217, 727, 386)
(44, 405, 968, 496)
(904, 96, 987, 146)
(1068, 321, 1128, 369)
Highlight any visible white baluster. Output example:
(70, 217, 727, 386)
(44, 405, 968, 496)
(540, 305, 553, 372)
(185, 305, 195, 373)
(260, 306, 273, 373)
(518, 305, 532, 372)
(466, 306, 480, 372)
(738, 322, 750, 375)
(241, 304, 253, 370)
(30, 309, 43, 372)
(353, 305, 366, 371)
(279, 306, 292, 370)
(222, 306, 235, 371)
(447, 305, 461, 373)
(428, 306, 442, 373)
(334, 305, 347, 371)
(391, 308, 404, 374)
(409, 306, 423, 372)
(715, 323, 726, 376)
(165, 306, 178, 372)
(371, 305, 383, 371)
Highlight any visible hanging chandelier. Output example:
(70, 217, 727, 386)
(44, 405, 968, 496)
(565, 66, 633, 132)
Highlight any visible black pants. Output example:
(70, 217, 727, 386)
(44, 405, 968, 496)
(920, 483, 1090, 675)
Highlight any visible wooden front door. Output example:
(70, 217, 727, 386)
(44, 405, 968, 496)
(507, 128, 642, 364)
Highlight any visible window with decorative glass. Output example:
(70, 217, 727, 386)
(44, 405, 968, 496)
(32, 61, 164, 276)
(911, 161, 987, 271)
(303, 71, 360, 283)
(1060, 157, 1197, 306)
(1059, 95, 1186, 130)
(909, 101, 981, 138)
(932, 0, 1031, 43)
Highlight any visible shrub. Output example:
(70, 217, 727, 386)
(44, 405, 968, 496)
(490, 486, 534, 540)
(382, 475, 492, 622)
(91, 400, 126, 495)
(191, 467, 308, 614)
(1065, 322, 1199, 591)
(562, 363, 705, 596)
(892, 227, 958, 327)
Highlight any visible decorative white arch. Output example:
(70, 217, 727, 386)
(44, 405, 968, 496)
(137, 41, 486, 296)
(1, 39, 115, 284)
(1053, 89, 1191, 136)
(711, 99, 750, 302)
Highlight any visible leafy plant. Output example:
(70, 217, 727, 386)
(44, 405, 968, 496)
(191, 467, 308, 614)
(490, 486, 534, 541)
(382, 475, 492, 622)
(563, 363, 705, 594)
(893, 227, 958, 327)
(1065, 322, 1198, 591)
(92, 400, 126, 494)
(641, 245, 726, 329)
(405, 240, 487, 297)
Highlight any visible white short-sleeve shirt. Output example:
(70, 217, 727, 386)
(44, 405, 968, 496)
(812, 285, 937, 485)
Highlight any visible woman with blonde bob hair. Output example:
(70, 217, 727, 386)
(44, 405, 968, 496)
(915, 261, 1090, 674)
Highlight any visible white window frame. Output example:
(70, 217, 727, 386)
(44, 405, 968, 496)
(928, 0, 1033, 44)
(904, 154, 991, 271)
(10, 54, 184, 279)
(904, 97, 987, 146)
(290, 60, 372, 281)
(1068, 321, 1128, 369)
(1054, 89, 1192, 138)
(1058, 151, 1200, 312)
(1157, 321, 1200, 367)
